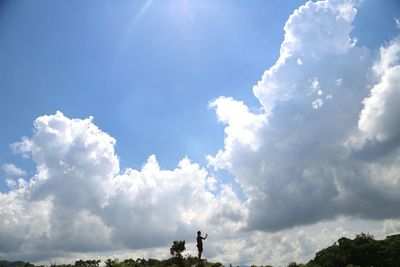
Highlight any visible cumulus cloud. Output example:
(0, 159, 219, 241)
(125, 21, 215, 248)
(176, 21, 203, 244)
(207, 97, 266, 171)
(103, 154, 246, 250)
(208, 0, 400, 232)
(252, 0, 359, 112)
(1, 111, 245, 261)
(2, 163, 26, 177)
(11, 137, 33, 158)
(358, 39, 400, 143)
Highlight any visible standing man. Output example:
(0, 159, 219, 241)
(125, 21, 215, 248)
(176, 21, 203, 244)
(196, 231, 208, 260)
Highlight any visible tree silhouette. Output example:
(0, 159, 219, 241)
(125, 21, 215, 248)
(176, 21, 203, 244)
(170, 240, 186, 258)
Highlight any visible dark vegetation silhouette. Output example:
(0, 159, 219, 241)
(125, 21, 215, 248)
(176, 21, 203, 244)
(1, 233, 399, 267)
(306, 233, 400, 267)
(169, 240, 186, 266)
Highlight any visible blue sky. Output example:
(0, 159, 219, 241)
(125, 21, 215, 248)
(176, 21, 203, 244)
(0, 0, 398, 184)
(0, 0, 306, 181)
(1, 0, 400, 266)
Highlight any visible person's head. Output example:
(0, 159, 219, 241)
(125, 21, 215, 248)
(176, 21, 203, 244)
(197, 231, 201, 236)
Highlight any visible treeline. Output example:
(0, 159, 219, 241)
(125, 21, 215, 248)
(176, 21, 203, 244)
(0, 257, 221, 267)
(305, 233, 400, 267)
(271, 233, 400, 267)
(1, 233, 399, 267)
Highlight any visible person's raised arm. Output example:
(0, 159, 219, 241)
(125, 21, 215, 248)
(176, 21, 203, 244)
(203, 233, 208, 239)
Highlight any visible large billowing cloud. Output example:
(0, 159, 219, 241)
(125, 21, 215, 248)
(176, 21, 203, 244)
(208, 0, 400, 231)
(1, 111, 245, 261)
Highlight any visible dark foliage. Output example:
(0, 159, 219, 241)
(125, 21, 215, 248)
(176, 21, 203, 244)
(0, 262, 34, 267)
(170, 241, 186, 258)
(307, 233, 400, 267)
(74, 260, 100, 267)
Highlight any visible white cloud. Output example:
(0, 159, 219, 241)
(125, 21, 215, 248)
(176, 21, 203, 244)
(11, 137, 32, 158)
(312, 98, 323, 109)
(395, 18, 400, 30)
(335, 78, 343, 86)
(1, 111, 245, 261)
(208, 0, 400, 233)
(383, 219, 400, 235)
(209, 97, 266, 151)
(0, 188, 52, 257)
(310, 77, 320, 92)
(358, 39, 400, 142)
(297, 58, 303, 65)
(5, 178, 17, 188)
(2, 163, 26, 176)
(103, 154, 246, 250)
(253, 0, 359, 112)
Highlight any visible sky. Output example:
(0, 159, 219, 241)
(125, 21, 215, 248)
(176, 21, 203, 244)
(0, 0, 399, 266)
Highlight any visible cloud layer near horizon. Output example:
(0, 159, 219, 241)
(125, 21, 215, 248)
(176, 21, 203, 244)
(1, 0, 400, 265)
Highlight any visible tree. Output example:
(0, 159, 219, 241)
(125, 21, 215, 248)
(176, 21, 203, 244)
(170, 240, 186, 258)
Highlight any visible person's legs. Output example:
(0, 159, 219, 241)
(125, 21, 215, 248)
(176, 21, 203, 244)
(198, 247, 203, 260)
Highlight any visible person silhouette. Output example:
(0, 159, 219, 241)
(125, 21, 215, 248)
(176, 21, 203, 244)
(196, 231, 208, 260)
